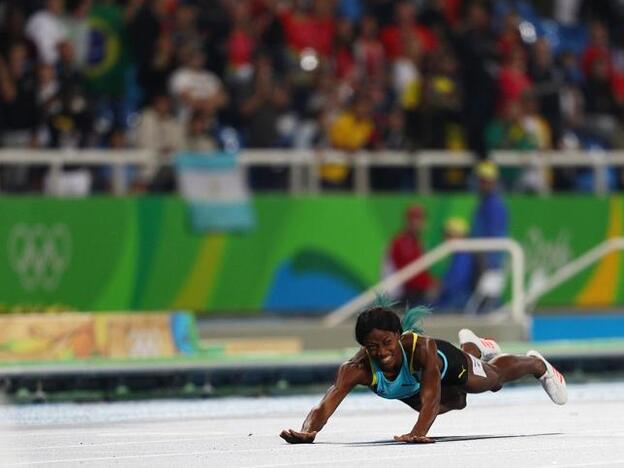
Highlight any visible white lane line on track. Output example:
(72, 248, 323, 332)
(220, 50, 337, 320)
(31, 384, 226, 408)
(545, 462, 624, 468)
(7, 440, 612, 466)
(2, 430, 353, 445)
(0, 430, 229, 438)
(95, 431, 229, 437)
(241, 442, 614, 468)
(2, 436, 225, 452)
(6, 448, 281, 465)
(5, 429, 619, 449)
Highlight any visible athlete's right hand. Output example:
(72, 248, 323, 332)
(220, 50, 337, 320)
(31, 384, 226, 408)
(279, 429, 317, 444)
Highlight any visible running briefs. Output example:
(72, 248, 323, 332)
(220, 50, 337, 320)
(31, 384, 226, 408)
(434, 339, 469, 386)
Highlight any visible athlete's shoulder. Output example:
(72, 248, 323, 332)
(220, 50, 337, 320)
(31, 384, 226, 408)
(410, 334, 438, 368)
(412, 334, 436, 349)
(339, 348, 372, 385)
(400, 330, 426, 350)
(400, 331, 415, 345)
(344, 348, 371, 372)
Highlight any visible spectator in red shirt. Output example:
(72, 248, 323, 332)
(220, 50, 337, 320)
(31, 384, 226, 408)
(354, 15, 386, 82)
(278, 0, 336, 58)
(388, 204, 436, 305)
(333, 17, 356, 81)
(496, 11, 525, 59)
(226, 1, 256, 83)
(581, 21, 612, 80)
(380, 1, 437, 62)
(497, 48, 532, 112)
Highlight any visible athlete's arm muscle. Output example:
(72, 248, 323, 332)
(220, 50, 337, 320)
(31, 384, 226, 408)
(394, 336, 441, 443)
(280, 353, 369, 444)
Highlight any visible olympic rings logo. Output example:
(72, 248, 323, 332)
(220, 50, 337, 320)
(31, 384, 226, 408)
(8, 223, 72, 291)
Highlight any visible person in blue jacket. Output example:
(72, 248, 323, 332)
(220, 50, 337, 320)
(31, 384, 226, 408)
(469, 162, 509, 313)
(472, 161, 508, 267)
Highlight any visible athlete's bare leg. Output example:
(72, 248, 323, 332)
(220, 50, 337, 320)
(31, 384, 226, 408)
(464, 354, 547, 393)
(461, 343, 482, 359)
(438, 386, 466, 413)
(401, 386, 467, 414)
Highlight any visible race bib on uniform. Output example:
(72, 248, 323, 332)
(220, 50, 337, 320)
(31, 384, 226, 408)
(469, 354, 487, 378)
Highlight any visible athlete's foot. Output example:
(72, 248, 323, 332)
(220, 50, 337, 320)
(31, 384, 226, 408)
(526, 350, 567, 405)
(458, 329, 502, 362)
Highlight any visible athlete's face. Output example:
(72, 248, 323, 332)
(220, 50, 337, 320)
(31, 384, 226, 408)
(363, 329, 402, 372)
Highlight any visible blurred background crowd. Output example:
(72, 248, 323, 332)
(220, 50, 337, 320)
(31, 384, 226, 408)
(2, 0, 624, 192)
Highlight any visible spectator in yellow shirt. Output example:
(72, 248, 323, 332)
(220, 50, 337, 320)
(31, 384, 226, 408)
(323, 94, 374, 186)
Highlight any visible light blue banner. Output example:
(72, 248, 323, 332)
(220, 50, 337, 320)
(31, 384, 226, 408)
(174, 152, 255, 233)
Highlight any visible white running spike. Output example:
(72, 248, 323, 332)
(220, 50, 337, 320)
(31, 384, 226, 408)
(458, 328, 502, 362)
(527, 350, 568, 405)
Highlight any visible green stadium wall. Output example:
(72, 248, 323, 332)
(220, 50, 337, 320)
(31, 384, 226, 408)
(0, 195, 621, 313)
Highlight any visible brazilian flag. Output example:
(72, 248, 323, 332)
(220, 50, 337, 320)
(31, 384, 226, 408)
(85, 2, 130, 97)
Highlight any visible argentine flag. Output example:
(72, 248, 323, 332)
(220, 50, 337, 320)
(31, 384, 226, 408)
(175, 152, 255, 233)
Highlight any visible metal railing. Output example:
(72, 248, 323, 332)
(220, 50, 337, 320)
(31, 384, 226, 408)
(322, 238, 526, 329)
(491, 150, 624, 196)
(0, 149, 152, 195)
(241, 149, 624, 195)
(1, 148, 623, 195)
(494, 237, 624, 315)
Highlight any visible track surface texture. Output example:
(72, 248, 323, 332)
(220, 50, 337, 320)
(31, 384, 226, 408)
(1, 381, 623, 467)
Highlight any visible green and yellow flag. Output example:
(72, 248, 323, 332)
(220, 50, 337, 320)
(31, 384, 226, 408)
(85, 2, 130, 96)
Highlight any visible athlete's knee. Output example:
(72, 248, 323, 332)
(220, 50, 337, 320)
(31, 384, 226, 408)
(448, 392, 466, 410)
(492, 369, 505, 391)
(487, 368, 504, 391)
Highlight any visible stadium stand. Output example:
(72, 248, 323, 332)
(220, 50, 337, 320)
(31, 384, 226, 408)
(2, 0, 624, 193)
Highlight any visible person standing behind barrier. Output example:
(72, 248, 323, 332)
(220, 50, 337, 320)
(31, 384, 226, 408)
(323, 93, 375, 189)
(435, 217, 474, 312)
(387, 204, 436, 305)
(467, 162, 509, 314)
(135, 94, 187, 192)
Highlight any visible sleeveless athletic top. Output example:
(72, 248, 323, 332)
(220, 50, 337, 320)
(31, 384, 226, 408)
(367, 332, 449, 400)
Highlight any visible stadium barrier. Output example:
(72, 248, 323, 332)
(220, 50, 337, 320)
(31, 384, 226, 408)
(323, 238, 526, 329)
(0, 312, 197, 362)
(1, 148, 623, 195)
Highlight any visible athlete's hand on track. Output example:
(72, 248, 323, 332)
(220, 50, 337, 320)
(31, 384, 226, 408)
(279, 429, 317, 444)
(393, 433, 435, 444)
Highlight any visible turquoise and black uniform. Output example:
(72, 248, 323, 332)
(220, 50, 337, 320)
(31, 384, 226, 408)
(367, 332, 469, 400)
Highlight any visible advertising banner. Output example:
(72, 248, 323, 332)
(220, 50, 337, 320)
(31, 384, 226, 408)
(0, 196, 621, 312)
(0, 312, 196, 362)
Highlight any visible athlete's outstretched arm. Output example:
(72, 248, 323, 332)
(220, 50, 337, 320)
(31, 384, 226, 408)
(394, 337, 441, 444)
(280, 360, 366, 444)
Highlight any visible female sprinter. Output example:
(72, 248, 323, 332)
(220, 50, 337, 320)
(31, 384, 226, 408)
(280, 305, 567, 444)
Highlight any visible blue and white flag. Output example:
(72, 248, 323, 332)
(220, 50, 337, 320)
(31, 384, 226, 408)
(175, 152, 255, 233)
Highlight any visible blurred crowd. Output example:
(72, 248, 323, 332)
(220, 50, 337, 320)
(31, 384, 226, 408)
(3, 0, 624, 192)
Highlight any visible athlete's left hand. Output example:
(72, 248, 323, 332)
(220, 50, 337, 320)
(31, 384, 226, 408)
(393, 433, 435, 444)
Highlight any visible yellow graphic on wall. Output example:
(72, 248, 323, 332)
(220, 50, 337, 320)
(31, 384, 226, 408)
(174, 234, 226, 309)
(576, 198, 622, 306)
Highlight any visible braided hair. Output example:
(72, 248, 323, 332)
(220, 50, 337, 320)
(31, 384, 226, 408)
(354, 292, 430, 345)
